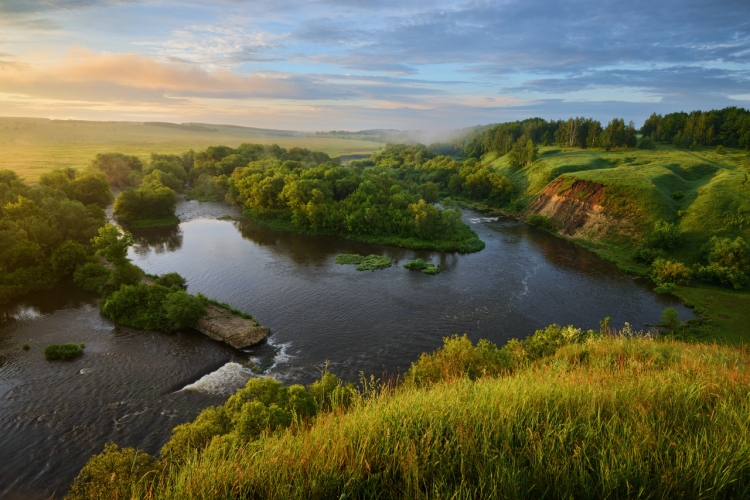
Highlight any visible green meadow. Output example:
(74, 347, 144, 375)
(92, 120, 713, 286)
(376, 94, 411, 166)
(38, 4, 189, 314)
(0, 117, 382, 182)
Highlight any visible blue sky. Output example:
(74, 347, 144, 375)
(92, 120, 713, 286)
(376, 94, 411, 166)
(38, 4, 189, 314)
(0, 0, 748, 130)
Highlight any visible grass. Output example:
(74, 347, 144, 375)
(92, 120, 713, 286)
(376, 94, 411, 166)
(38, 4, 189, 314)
(43, 343, 84, 360)
(0, 117, 383, 182)
(76, 332, 750, 499)
(206, 299, 259, 326)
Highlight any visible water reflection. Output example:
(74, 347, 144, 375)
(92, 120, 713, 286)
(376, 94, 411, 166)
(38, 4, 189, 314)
(131, 225, 183, 256)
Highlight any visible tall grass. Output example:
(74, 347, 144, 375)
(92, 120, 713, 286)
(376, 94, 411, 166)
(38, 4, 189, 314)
(90, 334, 750, 499)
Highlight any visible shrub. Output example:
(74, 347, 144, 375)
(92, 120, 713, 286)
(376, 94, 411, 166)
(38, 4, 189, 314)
(702, 236, 749, 272)
(44, 343, 84, 360)
(652, 258, 692, 285)
(672, 190, 684, 200)
(716, 145, 726, 155)
(101, 283, 206, 333)
(155, 272, 187, 289)
(66, 443, 160, 500)
(695, 263, 749, 290)
(632, 246, 665, 264)
(22, 343, 30, 350)
(526, 214, 557, 232)
(457, 236, 485, 253)
(645, 221, 681, 250)
(660, 307, 681, 333)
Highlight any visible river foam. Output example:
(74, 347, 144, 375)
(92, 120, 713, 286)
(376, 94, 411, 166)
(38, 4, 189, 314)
(179, 362, 255, 395)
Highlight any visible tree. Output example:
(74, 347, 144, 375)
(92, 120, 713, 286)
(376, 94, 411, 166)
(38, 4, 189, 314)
(92, 223, 134, 265)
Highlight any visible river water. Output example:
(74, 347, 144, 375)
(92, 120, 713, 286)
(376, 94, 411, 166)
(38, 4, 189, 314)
(0, 200, 690, 498)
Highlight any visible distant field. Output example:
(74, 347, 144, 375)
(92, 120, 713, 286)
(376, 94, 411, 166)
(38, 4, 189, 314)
(0, 118, 383, 181)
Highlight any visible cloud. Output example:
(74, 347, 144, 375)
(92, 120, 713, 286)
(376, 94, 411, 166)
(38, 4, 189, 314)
(0, 48, 300, 98)
(0, 0, 135, 14)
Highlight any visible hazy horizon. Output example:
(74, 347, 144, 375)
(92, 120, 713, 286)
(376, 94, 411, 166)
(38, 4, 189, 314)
(1, 0, 748, 131)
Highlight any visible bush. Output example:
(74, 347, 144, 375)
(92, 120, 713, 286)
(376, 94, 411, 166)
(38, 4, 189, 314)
(22, 343, 30, 350)
(652, 258, 692, 285)
(66, 443, 160, 500)
(716, 145, 726, 155)
(526, 214, 557, 232)
(457, 236, 485, 253)
(695, 263, 749, 290)
(660, 307, 681, 333)
(101, 282, 206, 333)
(155, 272, 187, 289)
(672, 190, 684, 200)
(702, 236, 749, 271)
(44, 343, 84, 360)
(632, 246, 665, 264)
(645, 221, 681, 250)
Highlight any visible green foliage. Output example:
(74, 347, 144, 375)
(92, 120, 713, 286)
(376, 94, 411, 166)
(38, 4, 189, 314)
(161, 376, 324, 465)
(652, 258, 693, 285)
(525, 213, 557, 232)
(695, 237, 750, 289)
(334, 254, 365, 265)
(101, 282, 206, 333)
(66, 443, 160, 500)
(403, 258, 440, 274)
(645, 220, 681, 250)
(638, 137, 655, 149)
(154, 272, 187, 289)
(22, 343, 30, 350)
(50, 240, 87, 276)
(73, 262, 111, 293)
(92, 223, 133, 266)
(113, 185, 177, 226)
(660, 307, 682, 332)
(0, 171, 105, 303)
(44, 343, 84, 360)
(355, 255, 392, 271)
(182, 143, 487, 252)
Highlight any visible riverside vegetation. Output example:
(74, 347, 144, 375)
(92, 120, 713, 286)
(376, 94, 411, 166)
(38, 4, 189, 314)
(67, 326, 750, 499)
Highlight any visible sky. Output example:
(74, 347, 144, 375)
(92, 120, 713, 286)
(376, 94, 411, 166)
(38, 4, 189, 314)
(0, 0, 748, 131)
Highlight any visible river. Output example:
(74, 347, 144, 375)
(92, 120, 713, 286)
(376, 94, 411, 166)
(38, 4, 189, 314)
(0, 200, 691, 498)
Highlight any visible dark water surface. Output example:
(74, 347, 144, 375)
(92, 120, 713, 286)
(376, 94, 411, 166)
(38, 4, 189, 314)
(0, 201, 690, 498)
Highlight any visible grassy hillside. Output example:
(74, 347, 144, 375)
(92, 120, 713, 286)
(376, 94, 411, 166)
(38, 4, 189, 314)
(481, 145, 750, 341)
(68, 330, 750, 499)
(0, 118, 382, 181)
(490, 146, 750, 256)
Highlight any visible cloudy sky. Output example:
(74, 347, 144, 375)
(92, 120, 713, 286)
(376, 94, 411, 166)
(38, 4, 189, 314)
(0, 0, 748, 130)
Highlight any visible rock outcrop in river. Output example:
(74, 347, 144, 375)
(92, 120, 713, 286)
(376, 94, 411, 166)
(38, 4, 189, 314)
(196, 304, 270, 349)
